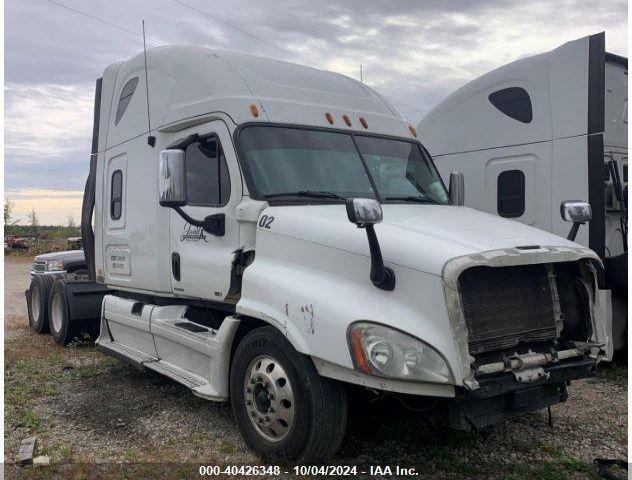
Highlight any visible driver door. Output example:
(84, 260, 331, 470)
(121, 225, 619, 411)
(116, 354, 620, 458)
(169, 120, 241, 302)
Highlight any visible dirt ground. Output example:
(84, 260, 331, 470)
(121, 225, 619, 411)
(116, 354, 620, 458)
(4, 255, 628, 479)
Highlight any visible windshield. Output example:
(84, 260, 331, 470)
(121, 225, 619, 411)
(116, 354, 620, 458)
(237, 126, 449, 204)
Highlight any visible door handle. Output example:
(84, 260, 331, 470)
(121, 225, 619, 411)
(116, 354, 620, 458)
(172, 252, 181, 281)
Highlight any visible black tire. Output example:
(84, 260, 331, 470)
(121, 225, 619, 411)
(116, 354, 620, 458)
(48, 278, 83, 346)
(230, 326, 347, 463)
(27, 274, 57, 333)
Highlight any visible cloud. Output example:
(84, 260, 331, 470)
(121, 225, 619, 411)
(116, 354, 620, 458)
(4, 0, 627, 224)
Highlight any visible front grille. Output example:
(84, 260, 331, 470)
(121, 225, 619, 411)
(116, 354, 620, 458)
(33, 261, 46, 272)
(458, 264, 558, 355)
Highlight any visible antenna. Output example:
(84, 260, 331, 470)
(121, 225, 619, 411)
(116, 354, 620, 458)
(360, 64, 363, 83)
(142, 20, 155, 147)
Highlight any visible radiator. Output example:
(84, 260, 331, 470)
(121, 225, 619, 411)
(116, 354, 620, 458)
(458, 264, 559, 355)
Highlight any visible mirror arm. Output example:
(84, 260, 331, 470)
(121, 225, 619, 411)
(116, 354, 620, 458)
(567, 222, 582, 241)
(173, 207, 225, 236)
(365, 225, 396, 291)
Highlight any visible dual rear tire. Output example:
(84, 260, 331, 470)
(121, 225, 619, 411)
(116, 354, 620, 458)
(27, 275, 87, 345)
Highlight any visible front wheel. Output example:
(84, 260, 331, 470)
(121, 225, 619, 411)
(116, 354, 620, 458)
(230, 326, 347, 463)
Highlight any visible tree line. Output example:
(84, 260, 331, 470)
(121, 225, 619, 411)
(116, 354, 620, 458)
(4, 200, 80, 239)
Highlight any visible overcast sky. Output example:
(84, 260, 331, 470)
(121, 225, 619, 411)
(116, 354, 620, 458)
(4, 0, 628, 225)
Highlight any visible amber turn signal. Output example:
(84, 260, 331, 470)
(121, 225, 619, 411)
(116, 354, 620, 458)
(250, 104, 259, 118)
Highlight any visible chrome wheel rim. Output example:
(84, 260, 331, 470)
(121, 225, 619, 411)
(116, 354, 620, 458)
(31, 287, 41, 321)
(244, 355, 295, 443)
(50, 292, 63, 334)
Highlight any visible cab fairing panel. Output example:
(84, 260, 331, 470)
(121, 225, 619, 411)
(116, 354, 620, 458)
(100, 133, 174, 294)
(420, 35, 593, 157)
(102, 46, 413, 149)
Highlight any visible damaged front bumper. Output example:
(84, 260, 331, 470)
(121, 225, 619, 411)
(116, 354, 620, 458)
(448, 357, 596, 430)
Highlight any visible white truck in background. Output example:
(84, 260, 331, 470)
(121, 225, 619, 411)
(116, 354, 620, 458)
(26, 46, 611, 462)
(419, 32, 627, 354)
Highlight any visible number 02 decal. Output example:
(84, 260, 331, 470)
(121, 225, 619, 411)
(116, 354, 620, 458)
(258, 215, 275, 229)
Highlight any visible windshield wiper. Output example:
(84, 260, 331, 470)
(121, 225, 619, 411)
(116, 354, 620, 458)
(263, 190, 347, 201)
(384, 195, 439, 204)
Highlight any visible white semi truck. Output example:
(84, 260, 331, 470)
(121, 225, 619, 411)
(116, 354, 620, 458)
(419, 32, 627, 354)
(27, 46, 611, 462)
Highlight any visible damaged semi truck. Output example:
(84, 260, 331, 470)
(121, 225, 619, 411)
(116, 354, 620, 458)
(419, 32, 627, 354)
(27, 47, 611, 461)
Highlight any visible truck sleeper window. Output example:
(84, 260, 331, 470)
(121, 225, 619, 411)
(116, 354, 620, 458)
(237, 126, 448, 204)
(185, 138, 231, 206)
(110, 170, 123, 220)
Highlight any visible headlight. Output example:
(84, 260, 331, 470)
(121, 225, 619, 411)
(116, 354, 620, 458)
(46, 260, 65, 271)
(348, 322, 452, 383)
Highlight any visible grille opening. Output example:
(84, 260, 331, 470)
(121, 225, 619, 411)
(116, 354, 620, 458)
(458, 261, 592, 358)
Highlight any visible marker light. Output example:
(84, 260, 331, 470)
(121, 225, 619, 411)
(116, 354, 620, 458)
(408, 125, 417, 137)
(343, 114, 352, 126)
(348, 322, 452, 383)
(250, 104, 259, 118)
(325, 112, 334, 125)
(359, 117, 368, 129)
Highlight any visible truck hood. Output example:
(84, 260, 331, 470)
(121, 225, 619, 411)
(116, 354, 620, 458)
(34, 250, 85, 263)
(262, 204, 586, 276)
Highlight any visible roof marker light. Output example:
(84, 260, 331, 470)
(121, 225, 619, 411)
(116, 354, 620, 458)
(408, 125, 417, 137)
(343, 114, 352, 127)
(250, 104, 259, 118)
(359, 117, 368, 129)
(325, 112, 334, 125)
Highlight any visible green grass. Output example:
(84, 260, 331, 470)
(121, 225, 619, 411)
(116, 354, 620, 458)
(594, 365, 627, 384)
(19, 409, 42, 431)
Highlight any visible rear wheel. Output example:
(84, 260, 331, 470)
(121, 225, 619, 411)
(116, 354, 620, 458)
(230, 326, 347, 462)
(48, 279, 83, 346)
(27, 274, 57, 333)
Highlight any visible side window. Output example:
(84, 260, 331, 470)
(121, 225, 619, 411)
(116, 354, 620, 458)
(185, 137, 231, 206)
(497, 170, 525, 218)
(488, 87, 533, 123)
(111, 170, 123, 220)
(115, 77, 139, 125)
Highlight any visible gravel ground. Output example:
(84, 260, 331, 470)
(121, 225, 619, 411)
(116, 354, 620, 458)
(4, 255, 628, 479)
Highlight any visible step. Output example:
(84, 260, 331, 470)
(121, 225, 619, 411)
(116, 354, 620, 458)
(97, 340, 157, 369)
(144, 360, 207, 389)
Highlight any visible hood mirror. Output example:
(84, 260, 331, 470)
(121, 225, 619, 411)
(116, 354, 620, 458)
(159, 149, 187, 207)
(346, 198, 395, 291)
(346, 198, 383, 225)
(449, 171, 465, 206)
(560, 200, 591, 241)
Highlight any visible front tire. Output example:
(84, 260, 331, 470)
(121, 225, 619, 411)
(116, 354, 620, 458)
(230, 326, 347, 463)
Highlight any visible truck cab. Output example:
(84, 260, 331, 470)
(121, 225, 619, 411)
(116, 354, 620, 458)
(31, 46, 611, 462)
(419, 32, 627, 353)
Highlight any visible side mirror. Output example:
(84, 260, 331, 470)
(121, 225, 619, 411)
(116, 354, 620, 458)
(560, 200, 591, 241)
(346, 198, 395, 291)
(346, 198, 383, 225)
(449, 171, 465, 206)
(561, 201, 592, 223)
(159, 149, 187, 207)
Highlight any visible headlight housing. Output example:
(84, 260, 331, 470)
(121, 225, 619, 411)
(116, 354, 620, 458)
(348, 322, 452, 383)
(46, 260, 65, 271)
